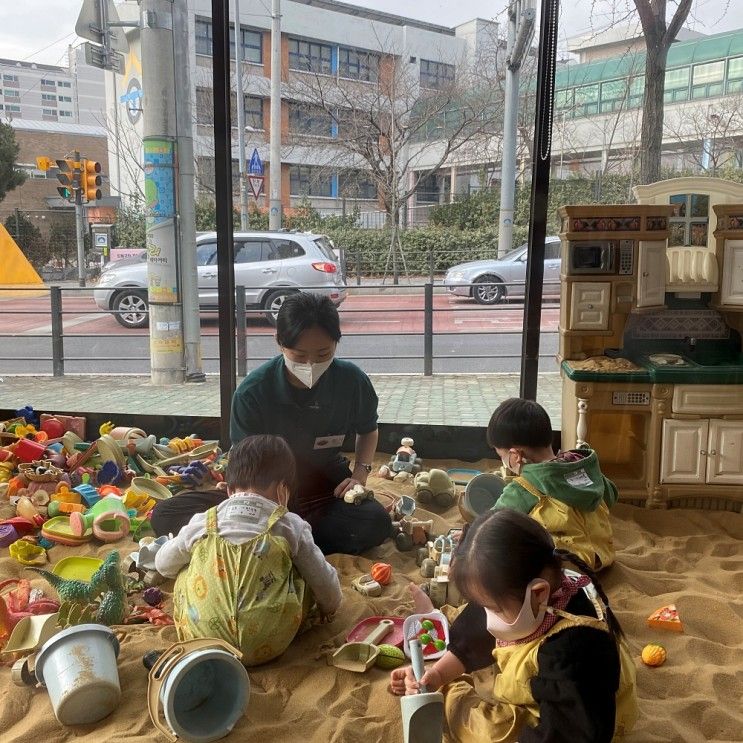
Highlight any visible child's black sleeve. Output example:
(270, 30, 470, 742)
(520, 626, 621, 743)
(447, 601, 495, 673)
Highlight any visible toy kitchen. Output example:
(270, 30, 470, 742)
(558, 181, 743, 512)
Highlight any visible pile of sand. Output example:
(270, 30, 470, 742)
(1, 459, 742, 742)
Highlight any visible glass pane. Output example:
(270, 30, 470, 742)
(693, 61, 725, 84)
(728, 56, 743, 80)
(196, 243, 217, 266)
(728, 79, 743, 94)
(629, 75, 645, 94)
(601, 79, 626, 101)
(575, 84, 599, 104)
(670, 194, 688, 217)
(690, 222, 709, 247)
(669, 222, 686, 245)
(690, 194, 709, 217)
(555, 89, 573, 109)
(665, 67, 689, 89)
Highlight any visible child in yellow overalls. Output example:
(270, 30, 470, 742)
(391, 509, 637, 742)
(488, 397, 617, 570)
(155, 435, 342, 666)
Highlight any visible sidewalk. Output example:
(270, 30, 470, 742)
(0, 373, 563, 429)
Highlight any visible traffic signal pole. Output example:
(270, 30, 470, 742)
(141, 0, 185, 385)
(73, 151, 87, 288)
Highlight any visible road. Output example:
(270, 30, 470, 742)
(0, 292, 560, 375)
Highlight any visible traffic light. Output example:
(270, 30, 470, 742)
(55, 158, 79, 203)
(82, 159, 102, 202)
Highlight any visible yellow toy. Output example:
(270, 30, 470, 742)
(641, 643, 667, 667)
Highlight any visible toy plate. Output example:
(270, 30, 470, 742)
(41, 516, 92, 544)
(346, 616, 405, 648)
(51, 556, 103, 582)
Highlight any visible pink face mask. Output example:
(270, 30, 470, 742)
(484, 579, 549, 642)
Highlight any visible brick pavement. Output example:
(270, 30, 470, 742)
(0, 373, 563, 429)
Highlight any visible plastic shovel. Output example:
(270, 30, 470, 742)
(1, 612, 60, 657)
(400, 638, 444, 743)
(331, 618, 394, 672)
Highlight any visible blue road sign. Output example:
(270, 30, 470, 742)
(249, 148, 263, 175)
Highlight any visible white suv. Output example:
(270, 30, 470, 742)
(94, 231, 347, 328)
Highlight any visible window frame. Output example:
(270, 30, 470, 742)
(288, 101, 334, 138)
(289, 164, 333, 198)
(338, 46, 380, 82)
(229, 26, 262, 64)
(419, 59, 455, 90)
(195, 17, 213, 56)
(288, 38, 333, 75)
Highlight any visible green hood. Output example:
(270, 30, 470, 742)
(518, 449, 613, 512)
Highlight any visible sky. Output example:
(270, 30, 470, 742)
(1, 0, 742, 68)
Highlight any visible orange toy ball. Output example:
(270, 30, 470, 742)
(641, 643, 667, 667)
(370, 562, 392, 586)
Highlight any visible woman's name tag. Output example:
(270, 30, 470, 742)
(313, 434, 345, 450)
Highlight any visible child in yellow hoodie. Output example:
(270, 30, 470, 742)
(488, 397, 617, 570)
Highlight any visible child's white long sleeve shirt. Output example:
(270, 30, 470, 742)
(154, 492, 342, 613)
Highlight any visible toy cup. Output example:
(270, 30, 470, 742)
(70, 495, 130, 542)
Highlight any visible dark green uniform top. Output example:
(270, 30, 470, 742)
(230, 355, 378, 476)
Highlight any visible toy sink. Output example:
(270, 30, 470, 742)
(331, 619, 394, 672)
(1, 613, 60, 656)
(52, 556, 103, 582)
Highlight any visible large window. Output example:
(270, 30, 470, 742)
(196, 87, 212, 125)
(289, 165, 333, 197)
(692, 61, 724, 99)
(338, 47, 379, 82)
(230, 26, 262, 64)
(727, 56, 743, 94)
(288, 102, 334, 137)
(289, 38, 333, 75)
(230, 93, 264, 130)
(664, 66, 690, 103)
(574, 84, 599, 116)
(600, 79, 629, 113)
(420, 59, 455, 90)
(555, 88, 574, 111)
(195, 17, 213, 56)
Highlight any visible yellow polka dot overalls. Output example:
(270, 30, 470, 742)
(173, 505, 308, 666)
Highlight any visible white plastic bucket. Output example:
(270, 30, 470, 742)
(148, 639, 250, 743)
(35, 624, 121, 725)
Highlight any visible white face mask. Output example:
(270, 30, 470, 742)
(283, 355, 333, 389)
(484, 579, 549, 642)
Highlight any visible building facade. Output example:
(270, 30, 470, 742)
(0, 47, 105, 127)
(105, 0, 499, 216)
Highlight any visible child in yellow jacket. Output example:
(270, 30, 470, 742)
(391, 510, 637, 742)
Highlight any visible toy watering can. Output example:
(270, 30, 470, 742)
(70, 495, 130, 542)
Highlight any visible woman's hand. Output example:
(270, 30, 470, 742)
(389, 665, 443, 696)
(333, 475, 365, 498)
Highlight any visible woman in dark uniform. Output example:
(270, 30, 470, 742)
(152, 292, 391, 555)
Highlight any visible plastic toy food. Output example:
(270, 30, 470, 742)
(646, 604, 684, 633)
(641, 643, 667, 667)
(370, 562, 392, 586)
(375, 644, 406, 669)
(403, 612, 449, 660)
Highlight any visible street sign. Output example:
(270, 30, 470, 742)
(76, 0, 130, 53)
(84, 42, 125, 74)
(248, 175, 264, 199)
(248, 148, 264, 175)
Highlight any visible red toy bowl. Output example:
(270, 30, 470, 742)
(346, 615, 405, 648)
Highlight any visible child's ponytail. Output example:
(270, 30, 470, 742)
(553, 547, 624, 641)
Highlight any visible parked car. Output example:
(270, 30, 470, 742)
(443, 236, 561, 304)
(94, 231, 347, 328)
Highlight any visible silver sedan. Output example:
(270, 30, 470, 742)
(443, 236, 561, 304)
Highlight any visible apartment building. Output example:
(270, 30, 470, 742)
(0, 47, 105, 126)
(106, 0, 499, 214)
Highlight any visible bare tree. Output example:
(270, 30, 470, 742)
(665, 96, 743, 174)
(284, 33, 505, 277)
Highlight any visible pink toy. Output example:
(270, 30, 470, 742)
(69, 495, 130, 542)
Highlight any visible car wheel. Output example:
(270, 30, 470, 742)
(263, 289, 294, 326)
(472, 275, 505, 305)
(113, 289, 149, 329)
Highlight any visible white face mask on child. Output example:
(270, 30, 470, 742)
(484, 579, 549, 642)
(283, 355, 333, 389)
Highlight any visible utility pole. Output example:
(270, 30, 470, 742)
(141, 0, 185, 385)
(497, 0, 535, 257)
(268, 0, 282, 230)
(173, 0, 205, 381)
(234, 0, 249, 230)
(73, 150, 87, 287)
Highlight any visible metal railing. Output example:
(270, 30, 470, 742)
(0, 281, 559, 378)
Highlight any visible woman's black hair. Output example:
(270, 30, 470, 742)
(226, 434, 296, 493)
(486, 397, 553, 450)
(453, 509, 623, 641)
(276, 292, 342, 348)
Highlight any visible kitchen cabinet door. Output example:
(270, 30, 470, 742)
(637, 241, 666, 308)
(707, 420, 743, 485)
(660, 419, 708, 484)
(720, 239, 743, 306)
(569, 282, 611, 330)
